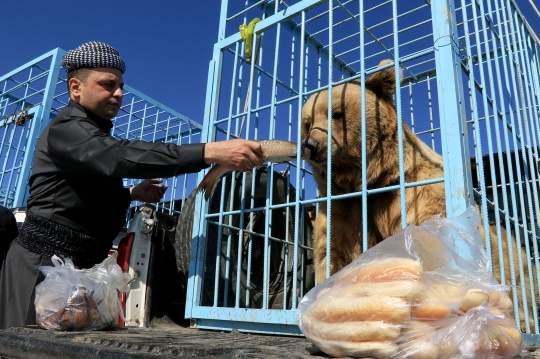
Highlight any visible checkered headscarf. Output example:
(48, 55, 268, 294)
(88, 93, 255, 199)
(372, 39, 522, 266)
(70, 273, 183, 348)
(62, 41, 126, 74)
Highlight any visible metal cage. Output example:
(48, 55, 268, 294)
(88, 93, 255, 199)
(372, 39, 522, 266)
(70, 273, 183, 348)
(186, 0, 540, 345)
(0, 48, 203, 217)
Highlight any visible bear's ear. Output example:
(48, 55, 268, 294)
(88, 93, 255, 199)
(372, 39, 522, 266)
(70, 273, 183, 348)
(365, 59, 401, 99)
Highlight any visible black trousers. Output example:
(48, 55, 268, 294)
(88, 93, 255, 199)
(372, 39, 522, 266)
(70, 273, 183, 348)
(0, 240, 53, 329)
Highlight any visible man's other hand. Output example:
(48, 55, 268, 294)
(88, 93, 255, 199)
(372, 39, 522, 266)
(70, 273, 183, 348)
(204, 139, 263, 172)
(130, 178, 169, 203)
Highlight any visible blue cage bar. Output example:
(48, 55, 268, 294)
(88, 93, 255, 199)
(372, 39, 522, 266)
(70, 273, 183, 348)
(0, 48, 203, 217)
(185, 0, 540, 345)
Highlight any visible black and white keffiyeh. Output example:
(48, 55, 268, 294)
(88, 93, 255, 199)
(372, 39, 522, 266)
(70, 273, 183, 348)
(62, 41, 126, 74)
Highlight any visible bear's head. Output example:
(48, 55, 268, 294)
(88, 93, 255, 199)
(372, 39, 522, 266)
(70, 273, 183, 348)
(301, 60, 400, 188)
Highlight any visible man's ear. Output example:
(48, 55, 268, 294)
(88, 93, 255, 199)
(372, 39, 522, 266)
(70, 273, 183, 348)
(68, 78, 82, 100)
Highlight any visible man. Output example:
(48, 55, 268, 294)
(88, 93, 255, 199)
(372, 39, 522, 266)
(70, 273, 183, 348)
(305, 203, 316, 228)
(0, 205, 18, 268)
(0, 41, 263, 329)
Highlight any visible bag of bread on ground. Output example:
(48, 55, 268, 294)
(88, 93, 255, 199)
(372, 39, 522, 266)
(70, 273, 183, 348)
(34, 252, 131, 331)
(297, 206, 522, 359)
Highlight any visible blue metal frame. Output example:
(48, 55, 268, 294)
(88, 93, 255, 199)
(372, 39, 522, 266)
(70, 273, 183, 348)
(0, 48, 65, 208)
(11, 105, 42, 207)
(186, 0, 323, 335)
(431, 0, 474, 217)
(0, 49, 203, 217)
(186, 0, 540, 345)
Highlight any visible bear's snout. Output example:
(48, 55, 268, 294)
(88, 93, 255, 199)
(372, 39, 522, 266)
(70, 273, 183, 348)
(302, 137, 319, 158)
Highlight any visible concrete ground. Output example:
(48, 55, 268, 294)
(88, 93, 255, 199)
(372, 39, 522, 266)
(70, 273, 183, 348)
(0, 326, 538, 358)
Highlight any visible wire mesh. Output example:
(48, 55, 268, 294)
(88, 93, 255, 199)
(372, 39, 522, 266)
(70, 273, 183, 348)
(0, 49, 203, 220)
(188, 0, 540, 339)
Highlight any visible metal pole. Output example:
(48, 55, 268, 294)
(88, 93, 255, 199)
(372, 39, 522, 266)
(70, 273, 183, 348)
(430, 0, 474, 217)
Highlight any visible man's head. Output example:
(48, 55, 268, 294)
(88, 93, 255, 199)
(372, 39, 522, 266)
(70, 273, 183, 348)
(305, 203, 316, 226)
(62, 41, 126, 120)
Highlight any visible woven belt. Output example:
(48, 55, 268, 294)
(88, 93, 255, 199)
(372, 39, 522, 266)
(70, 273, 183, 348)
(17, 210, 111, 269)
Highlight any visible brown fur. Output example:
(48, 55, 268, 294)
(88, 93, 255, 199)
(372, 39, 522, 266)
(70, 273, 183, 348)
(301, 60, 536, 332)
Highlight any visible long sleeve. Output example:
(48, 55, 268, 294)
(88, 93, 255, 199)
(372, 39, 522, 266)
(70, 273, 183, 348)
(47, 116, 209, 179)
(27, 100, 209, 241)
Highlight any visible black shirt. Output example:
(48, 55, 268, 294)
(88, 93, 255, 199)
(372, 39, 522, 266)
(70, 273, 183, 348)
(27, 100, 209, 242)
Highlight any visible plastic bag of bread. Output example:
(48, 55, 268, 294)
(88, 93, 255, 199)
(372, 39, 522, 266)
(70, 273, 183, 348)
(34, 252, 132, 331)
(297, 206, 522, 358)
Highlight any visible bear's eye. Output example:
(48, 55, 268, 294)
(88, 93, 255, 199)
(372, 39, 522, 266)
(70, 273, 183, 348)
(302, 118, 311, 130)
(332, 112, 343, 120)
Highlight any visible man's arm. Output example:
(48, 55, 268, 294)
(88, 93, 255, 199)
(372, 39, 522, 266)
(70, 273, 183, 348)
(204, 139, 263, 171)
(130, 178, 169, 202)
(47, 117, 208, 178)
(48, 118, 264, 178)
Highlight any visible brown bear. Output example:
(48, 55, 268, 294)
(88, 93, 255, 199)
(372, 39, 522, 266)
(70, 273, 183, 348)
(300, 59, 536, 332)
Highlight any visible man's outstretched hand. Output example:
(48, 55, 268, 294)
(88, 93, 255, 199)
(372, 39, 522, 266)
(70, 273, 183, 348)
(204, 139, 263, 172)
(130, 178, 169, 203)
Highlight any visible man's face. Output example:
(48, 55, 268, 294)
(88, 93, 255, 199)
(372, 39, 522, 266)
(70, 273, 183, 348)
(69, 67, 124, 120)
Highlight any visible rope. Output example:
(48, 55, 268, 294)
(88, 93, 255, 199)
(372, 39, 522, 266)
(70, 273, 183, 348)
(1, 104, 34, 127)
(239, 17, 263, 137)
(239, 36, 262, 137)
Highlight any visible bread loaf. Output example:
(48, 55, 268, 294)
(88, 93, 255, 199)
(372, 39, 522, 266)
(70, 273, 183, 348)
(460, 289, 488, 312)
(337, 257, 423, 283)
(477, 318, 523, 358)
(310, 338, 398, 359)
(438, 336, 458, 358)
(328, 280, 423, 300)
(300, 251, 522, 359)
(494, 318, 523, 347)
(302, 315, 402, 342)
(399, 320, 436, 341)
(397, 340, 439, 359)
(411, 301, 452, 319)
(36, 286, 103, 331)
(488, 291, 514, 312)
(434, 315, 522, 358)
(309, 295, 411, 324)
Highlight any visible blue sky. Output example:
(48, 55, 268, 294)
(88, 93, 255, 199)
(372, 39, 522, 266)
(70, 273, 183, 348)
(2, 1, 540, 127)
(0, 1, 221, 124)
(2, 1, 540, 211)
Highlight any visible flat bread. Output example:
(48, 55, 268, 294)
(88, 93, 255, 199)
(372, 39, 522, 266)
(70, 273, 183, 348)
(309, 295, 411, 324)
(328, 280, 424, 300)
(479, 320, 522, 358)
(397, 340, 439, 359)
(493, 318, 523, 346)
(488, 291, 514, 312)
(460, 289, 488, 312)
(438, 336, 458, 358)
(399, 320, 436, 341)
(411, 301, 452, 319)
(301, 315, 402, 342)
(337, 257, 423, 283)
(311, 338, 398, 359)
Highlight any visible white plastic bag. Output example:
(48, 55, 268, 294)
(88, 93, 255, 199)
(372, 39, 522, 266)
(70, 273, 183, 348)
(35, 252, 131, 331)
(297, 206, 522, 359)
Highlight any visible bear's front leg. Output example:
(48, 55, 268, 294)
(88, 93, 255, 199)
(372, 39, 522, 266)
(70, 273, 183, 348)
(313, 212, 329, 285)
(312, 208, 366, 285)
